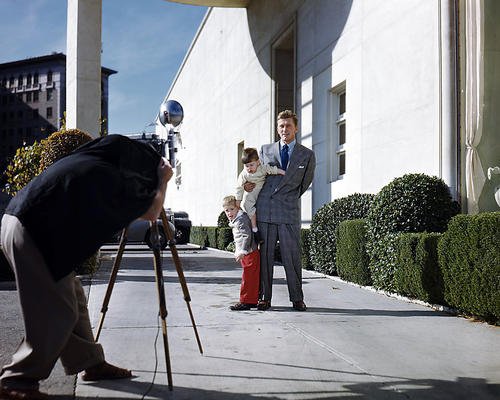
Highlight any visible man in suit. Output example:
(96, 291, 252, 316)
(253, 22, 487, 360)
(252, 110, 315, 311)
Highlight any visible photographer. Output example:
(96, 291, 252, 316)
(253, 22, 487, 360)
(0, 134, 172, 400)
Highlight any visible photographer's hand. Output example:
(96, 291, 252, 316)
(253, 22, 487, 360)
(140, 158, 173, 221)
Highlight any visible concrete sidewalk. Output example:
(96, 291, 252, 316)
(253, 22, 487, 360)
(73, 245, 499, 400)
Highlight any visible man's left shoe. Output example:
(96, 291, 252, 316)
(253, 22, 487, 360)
(81, 361, 132, 381)
(292, 300, 307, 311)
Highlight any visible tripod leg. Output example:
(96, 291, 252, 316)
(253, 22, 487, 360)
(95, 228, 128, 342)
(160, 209, 204, 354)
(151, 221, 174, 390)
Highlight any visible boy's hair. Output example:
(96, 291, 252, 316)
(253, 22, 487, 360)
(241, 147, 259, 164)
(277, 109, 298, 127)
(222, 195, 238, 208)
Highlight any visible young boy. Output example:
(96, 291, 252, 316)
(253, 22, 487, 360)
(223, 195, 260, 311)
(235, 148, 285, 243)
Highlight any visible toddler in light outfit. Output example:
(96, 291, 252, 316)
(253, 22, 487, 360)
(235, 147, 285, 243)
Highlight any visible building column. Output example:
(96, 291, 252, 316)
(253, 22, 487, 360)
(439, 0, 459, 199)
(66, 0, 102, 138)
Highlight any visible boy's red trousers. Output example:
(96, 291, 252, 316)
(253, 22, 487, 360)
(240, 249, 260, 304)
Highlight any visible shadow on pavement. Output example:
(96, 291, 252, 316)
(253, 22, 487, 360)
(74, 374, 499, 400)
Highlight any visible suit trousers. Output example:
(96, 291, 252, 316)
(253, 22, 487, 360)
(258, 222, 303, 302)
(0, 214, 104, 390)
(239, 249, 260, 304)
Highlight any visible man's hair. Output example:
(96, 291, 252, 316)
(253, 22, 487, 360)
(277, 110, 298, 127)
(222, 195, 237, 208)
(242, 147, 259, 164)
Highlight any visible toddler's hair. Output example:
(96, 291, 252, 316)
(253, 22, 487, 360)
(242, 148, 259, 164)
(222, 195, 237, 208)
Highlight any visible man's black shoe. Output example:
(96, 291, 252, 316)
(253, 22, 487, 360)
(292, 300, 307, 311)
(257, 300, 271, 311)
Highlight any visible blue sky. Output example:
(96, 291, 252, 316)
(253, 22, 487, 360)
(0, 0, 207, 134)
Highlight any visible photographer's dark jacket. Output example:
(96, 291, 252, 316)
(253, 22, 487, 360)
(5, 134, 161, 281)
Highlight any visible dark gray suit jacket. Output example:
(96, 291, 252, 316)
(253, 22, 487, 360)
(256, 141, 315, 225)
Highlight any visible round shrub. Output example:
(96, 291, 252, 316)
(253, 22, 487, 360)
(39, 129, 92, 171)
(309, 193, 374, 275)
(217, 211, 230, 228)
(366, 173, 460, 290)
(3, 140, 45, 196)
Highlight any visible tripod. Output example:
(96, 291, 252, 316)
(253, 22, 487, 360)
(94, 208, 203, 390)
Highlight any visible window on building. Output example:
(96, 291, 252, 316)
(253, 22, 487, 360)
(9, 76, 14, 87)
(46, 107, 52, 119)
(18, 75, 23, 88)
(47, 70, 53, 83)
(26, 92, 32, 103)
(27, 74, 32, 87)
(329, 83, 347, 181)
(1, 78, 6, 87)
(46, 88, 53, 101)
(33, 73, 39, 85)
(33, 91, 39, 102)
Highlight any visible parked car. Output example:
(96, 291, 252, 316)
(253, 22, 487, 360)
(165, 208, 191, 245)
(109, 209, 191, 249)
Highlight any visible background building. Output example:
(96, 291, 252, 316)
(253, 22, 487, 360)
(157, 0, 500, 226)
(0, 52, 116, 175)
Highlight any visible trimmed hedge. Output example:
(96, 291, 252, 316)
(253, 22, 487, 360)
(336, 219, 371, 286)
(438, 212, 500, 323)
(309, 193, 374, 275)
(190, 226, 234, 251)
(190, 226, 209, 248)
(394, 233, 443, 304)
(366, 174, 459, 291)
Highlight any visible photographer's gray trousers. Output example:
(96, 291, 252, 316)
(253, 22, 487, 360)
(0, 214, 104, 390)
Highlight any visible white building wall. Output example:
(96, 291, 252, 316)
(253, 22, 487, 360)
(159, 1, 454, 227)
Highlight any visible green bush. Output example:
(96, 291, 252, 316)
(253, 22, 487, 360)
(3, 140, 45, 196)
(39, 129, 92, 172)
(366, 173, 459, 290)
(300, 228, 312, 270)
(206, 227, 218, 248)
(309, 193, 374, 275)
(217, 211, 230, 228)
(336, 219, 371, 286)
(190, 226, 209, 248)
(217, 227, 233, 250)
(438, 212, 500, 323)
(394, 233, 443, 304)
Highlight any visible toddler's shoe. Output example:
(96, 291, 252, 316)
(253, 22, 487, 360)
(230, 302, 256, 311)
